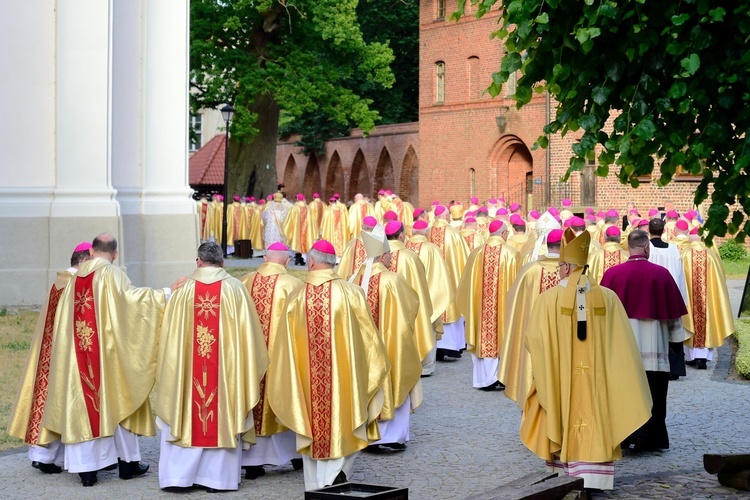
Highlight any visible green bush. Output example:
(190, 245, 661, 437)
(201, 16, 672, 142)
(735, 320, 750, 379)
(720, 239, 748, 262)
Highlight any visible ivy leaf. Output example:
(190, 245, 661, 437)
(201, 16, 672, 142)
(592, 86, 610, 104)
(680, 53, 701, 75)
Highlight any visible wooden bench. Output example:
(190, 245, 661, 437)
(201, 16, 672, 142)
(464, 472, 586, 500)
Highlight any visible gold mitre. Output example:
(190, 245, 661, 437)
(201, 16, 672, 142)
(273, 192, 283, 202)
(559, 227, 590, 266)
(449, 203, 465, 220)
(361, 223, 390, 259)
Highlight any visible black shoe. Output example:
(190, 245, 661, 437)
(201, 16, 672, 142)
(101, 462, 118, 471)
(79, 471, 98, 487)
(205, 487, 228, 493)
(118, 459, 149, 479)
(32, 461, 63, 474)
(332, 470, 347, 485)
(685, 359, 697, 366)
(480, 381, 505, 391)
(380, 442, 406, 450)
(668, 373, 680, 380)
(364, 444, 382, 453)
(696, 358, 707, 369)
(291, 458, 303, 470)
(243, 465, 265, 480)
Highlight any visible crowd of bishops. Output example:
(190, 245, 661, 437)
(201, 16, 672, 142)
(10, 187, 734, 494)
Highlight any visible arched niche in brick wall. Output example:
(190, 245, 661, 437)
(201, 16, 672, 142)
(349, 149, 371, 199)
(283, 155, 300, 196)
(303, 154, 322, 198)
(489, 135, 533, 212)
(375, 147, 396, 199)
(399, 145, 419, 204)
(325, 151, 346, 201)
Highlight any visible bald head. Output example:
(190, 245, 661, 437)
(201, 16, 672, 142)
(92, 233, 118, 262)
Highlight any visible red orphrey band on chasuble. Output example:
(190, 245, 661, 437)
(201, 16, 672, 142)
(692, 249, 708, 347)
(192, 281, 222, 447)
(405, 241, 422, 254)
(364, 274, 382, 331)
(354, 239, 367, 273)
(479, 245, 502, 358)
(73, 274, 102, 438)
(306, 281, 334, 459)
(250, 273, 279, 434)
(387, 251, 400, 273)
(25, 285, 65, 444)
(539, 268, 559, 294)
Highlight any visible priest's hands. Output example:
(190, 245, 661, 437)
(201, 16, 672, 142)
(170, 277, 188, 292)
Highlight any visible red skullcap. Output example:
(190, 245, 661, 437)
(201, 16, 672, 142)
(488, 198, 497, 204)
(268, 242, 289, 251)
(529, 210, 540, 219)
(385, 221, 403, 235)
(363, 216, 378, 227)
(470, 197, 479, 205)
(675, 220, 689, 231)
(605, 226, 621, 237)
(510, 203, 521, 212)
(312, 240, 336, 255)
(413, 208, 424, 218)
(605, 209, 618, 217)
(497, 208, 508, 216)
(690, 227, 700, 235)
(562, 198, 572, 207)
(648, 208, 660, 217)
(74, 241, 92, 253)
(383, 211, 398, 221)
(434, 205, 447, 216)
(489, 220, 505, 234)
(412, 220, 429, 230)
(296, 193, 305, 201)
(464, 217, 477, 224)
(666, 210, 679, 218)
(547, 229, 563, 244)
(509, 214, 525, 226)
(570, 216, 585, 227)
(313, 192, 320, 198)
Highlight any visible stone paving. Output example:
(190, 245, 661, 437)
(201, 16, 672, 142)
(1, 273, 748, 499)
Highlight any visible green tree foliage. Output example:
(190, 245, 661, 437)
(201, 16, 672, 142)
(719, 238, 748, 262)
(281, 0, 419, 155)
(191, 0, 395, 197)
(457, 0, 750, 244)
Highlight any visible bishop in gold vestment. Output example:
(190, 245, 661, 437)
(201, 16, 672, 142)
(337, 216, 378, 279)
(681, 236, 735, 368)
(268, 240, 389, 491)
(157, 242, 268, 491)
(587, 226, 629, 285)
(320, 198, 351, 256)
(43, 234, 168, 486)
(352, 225, 423, 450)
(9, 242, 92, 474)
(240, 243, 303, 478)
(499, 230, 562, 408)
(458, 221, 519, 390)
(521, 229, 651, 490)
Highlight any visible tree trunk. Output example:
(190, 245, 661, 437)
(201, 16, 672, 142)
(227, 92, 279, 199)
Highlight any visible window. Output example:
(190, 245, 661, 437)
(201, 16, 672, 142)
(468, 56, 480, 100)
(189, 113, 203, 152)
(436, 0, 446, 19)
(505, 71, 517, 97)
(435, 62, 446, 104)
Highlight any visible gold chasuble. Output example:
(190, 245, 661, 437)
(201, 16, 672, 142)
(405, 235, 453, 324)
(681, 241, 735, 349)
(336, 236, 367, 280)
(226, 202, 243, 247)
(268, 269, 389, 460)
(587, 243, 629, 285)
(460, 229, 486, 252)
(282, 201, 316, 254)
(9, 270, 74, 445)
(507, 233, 530, 253)
(348, 200, 375, 235)
(499, 257, 560, 408)
(241, 263, 302, 438)
(429, 219, 470, 323)
(157, 266, 269, 448)
(458, 236, 519, 359)
(210, 200, 223, 243)
(321, 203, 351, 256)
(521, 282, 652, 465)
(42, 258, 166, 444)
(243, 203, 264, 250)
(355, 263, 423, 420)
(308, 199, 326, 236)
(383, 240, 436, 359)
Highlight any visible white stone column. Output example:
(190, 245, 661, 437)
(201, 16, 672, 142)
(113, 0, 198, 287)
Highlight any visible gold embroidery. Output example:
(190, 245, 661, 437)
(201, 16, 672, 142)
(193, 364, 217, 435)
(196, 323, 216, 358)
(194, 291, 220, 319)
(74, 288, 94, 315)
(574, 419, 588, 432)
(81, 358, 100, 413)
(75, 320, 94, 352)
(575, 361, 590, 375)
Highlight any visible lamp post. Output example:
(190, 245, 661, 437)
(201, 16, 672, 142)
(220, 104, 235, 257)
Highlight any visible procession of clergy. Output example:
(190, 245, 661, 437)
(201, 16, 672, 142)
(10, 189, 736, 493)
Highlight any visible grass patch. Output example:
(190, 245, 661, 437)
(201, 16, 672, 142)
(735, 320, 750, 379)
(723, 259, 750, 280)
(0, 310, 38, 451)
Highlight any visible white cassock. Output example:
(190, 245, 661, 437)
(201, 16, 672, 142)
(241, 430, 300, 467)
(158, 418, 242, 491)
(471, 355, 500, 388)
(302, 453, 359, 491)
(64, 425, 140, 473)
(29, 441, 64, 466)
(436, 317, 465, 352)
(371, 395, 412, 446)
